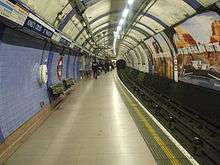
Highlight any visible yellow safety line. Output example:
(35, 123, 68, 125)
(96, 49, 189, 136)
(116, 80, 182, 165)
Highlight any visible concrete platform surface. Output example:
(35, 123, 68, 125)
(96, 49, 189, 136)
(5, 72, 156, 165)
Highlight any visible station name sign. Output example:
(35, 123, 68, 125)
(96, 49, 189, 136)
(23, 17, 54, 38)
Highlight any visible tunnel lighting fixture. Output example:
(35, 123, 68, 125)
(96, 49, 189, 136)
(113, 0, 135, 56)
(128, 0, 135, 5)
(113, 37, 117, 55)
(114, 31, 119, 37)
(122, 8, 129, 18)
(117, 25, 122, 32)
(119, 18, 125, 26)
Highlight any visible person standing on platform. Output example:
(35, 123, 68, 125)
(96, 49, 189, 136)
(104, 60, 109, 73)
(92, 59, 98, 79)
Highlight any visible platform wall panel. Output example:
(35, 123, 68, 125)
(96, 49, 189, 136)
(0, 25, 50, 138)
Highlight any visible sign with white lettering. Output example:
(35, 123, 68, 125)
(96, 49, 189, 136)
(205, 43, 215, 52)
(23, 17, 54, 38)
(197, 44, 206, 53)
(173, 11, 220, 91)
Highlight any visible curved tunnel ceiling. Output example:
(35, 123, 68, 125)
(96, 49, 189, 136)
(19, 0, 218, 58)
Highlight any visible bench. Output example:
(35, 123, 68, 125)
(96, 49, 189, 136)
(48, 83, 65, 96)
(63, 78, 75, 90)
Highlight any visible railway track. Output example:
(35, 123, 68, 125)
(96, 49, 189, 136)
(118, 68, 220, 165)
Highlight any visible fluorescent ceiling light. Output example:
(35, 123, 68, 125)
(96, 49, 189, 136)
(114, 31, 120, 39)
(119, 18, 125, 26)
(128, 0, 134, 5)
(117, 26, 122, 32)
(122, 8, 129, 18)
(113, 38, 117, 55)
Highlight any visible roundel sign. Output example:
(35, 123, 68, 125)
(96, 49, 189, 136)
(57, 56, 64, 81)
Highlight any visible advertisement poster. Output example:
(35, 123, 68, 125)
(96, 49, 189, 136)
(145, 34, 173, 79)
(173, 11, 220, 91)
(154, 34, 174, 79)
(0, 0, 28, 26)
(145, 37, 165, 77)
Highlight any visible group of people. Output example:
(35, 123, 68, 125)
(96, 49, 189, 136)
(92, 59, 114, 79)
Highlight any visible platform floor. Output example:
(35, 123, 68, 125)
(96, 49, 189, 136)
(5, 72, 157, 165)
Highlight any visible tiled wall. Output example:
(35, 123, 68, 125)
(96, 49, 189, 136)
(65, 55, 71, 79)
(74, 56, 81, 81)
(62, 55, 68, 80)
(0, 24, 80, 140)
(50, 52, 62, 85)
(66, 55, 77, 79)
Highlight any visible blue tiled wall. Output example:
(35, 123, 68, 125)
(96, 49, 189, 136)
(66, 55, 70, 79)
(47, 47, 54, 87)
(50, 52, 62, 85)
(0, 24, 5, 142)
(47, 51, 79, 86)
(0, 24, 81, 140)
(62, 55, 68, 80)
(75, 56, 81, 81)
(73, 56, 77, 80)
(68, 56, 76, 79)
(0, 26, 49, 138)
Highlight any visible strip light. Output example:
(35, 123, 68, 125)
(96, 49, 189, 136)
(117, 26, 122, 32)
(128, 0, 135, 5)
(119, 18, 125, 26)
(113, 0, 135, 56)
(122, 8, 129, 18)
